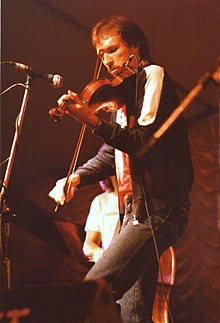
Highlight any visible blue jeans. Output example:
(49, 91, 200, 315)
(84, 197, 189, 322)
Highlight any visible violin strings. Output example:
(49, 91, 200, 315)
(93, 57, 103, 80)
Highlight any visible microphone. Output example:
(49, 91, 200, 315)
(12, 62, 64, 88)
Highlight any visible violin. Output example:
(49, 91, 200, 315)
(49, 63, 136, 212)
(49, 65, 136, 123)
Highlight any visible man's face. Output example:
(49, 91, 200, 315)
(96, 33, 139, 76)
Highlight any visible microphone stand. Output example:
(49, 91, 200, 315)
(0, 73, 32, 290)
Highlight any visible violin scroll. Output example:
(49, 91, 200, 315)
(49, 102, 67, 123)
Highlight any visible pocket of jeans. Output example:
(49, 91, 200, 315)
(122, 213, 133, 228)
(156, 207, 189, 245)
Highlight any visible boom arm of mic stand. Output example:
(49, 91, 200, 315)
(136, 66, 220, 158)
(0, 73, 32, 290)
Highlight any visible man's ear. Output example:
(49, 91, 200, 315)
(131, 43, 140, 53)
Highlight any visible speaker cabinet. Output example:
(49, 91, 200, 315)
(1, 280, 121, 322)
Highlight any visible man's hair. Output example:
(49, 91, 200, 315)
(91, 15, 150, 60)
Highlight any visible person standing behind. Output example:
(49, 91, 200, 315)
(83, 176, 120, 263)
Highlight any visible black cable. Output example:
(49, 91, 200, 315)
(140, 177, 174, 323)
(33, 0, 91, 35)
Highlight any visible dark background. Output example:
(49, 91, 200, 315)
(1, 1, 219, 322)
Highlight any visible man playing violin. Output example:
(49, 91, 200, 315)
(49, 15, 194, 323)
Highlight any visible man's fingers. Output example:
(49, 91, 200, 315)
(68, 91, 86, 106)
(48, 184, 65, 205)
(57, 91, 77, 106)
(57, 94, 68, 106)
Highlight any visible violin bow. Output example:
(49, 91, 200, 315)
(54, 58, 103, 212)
